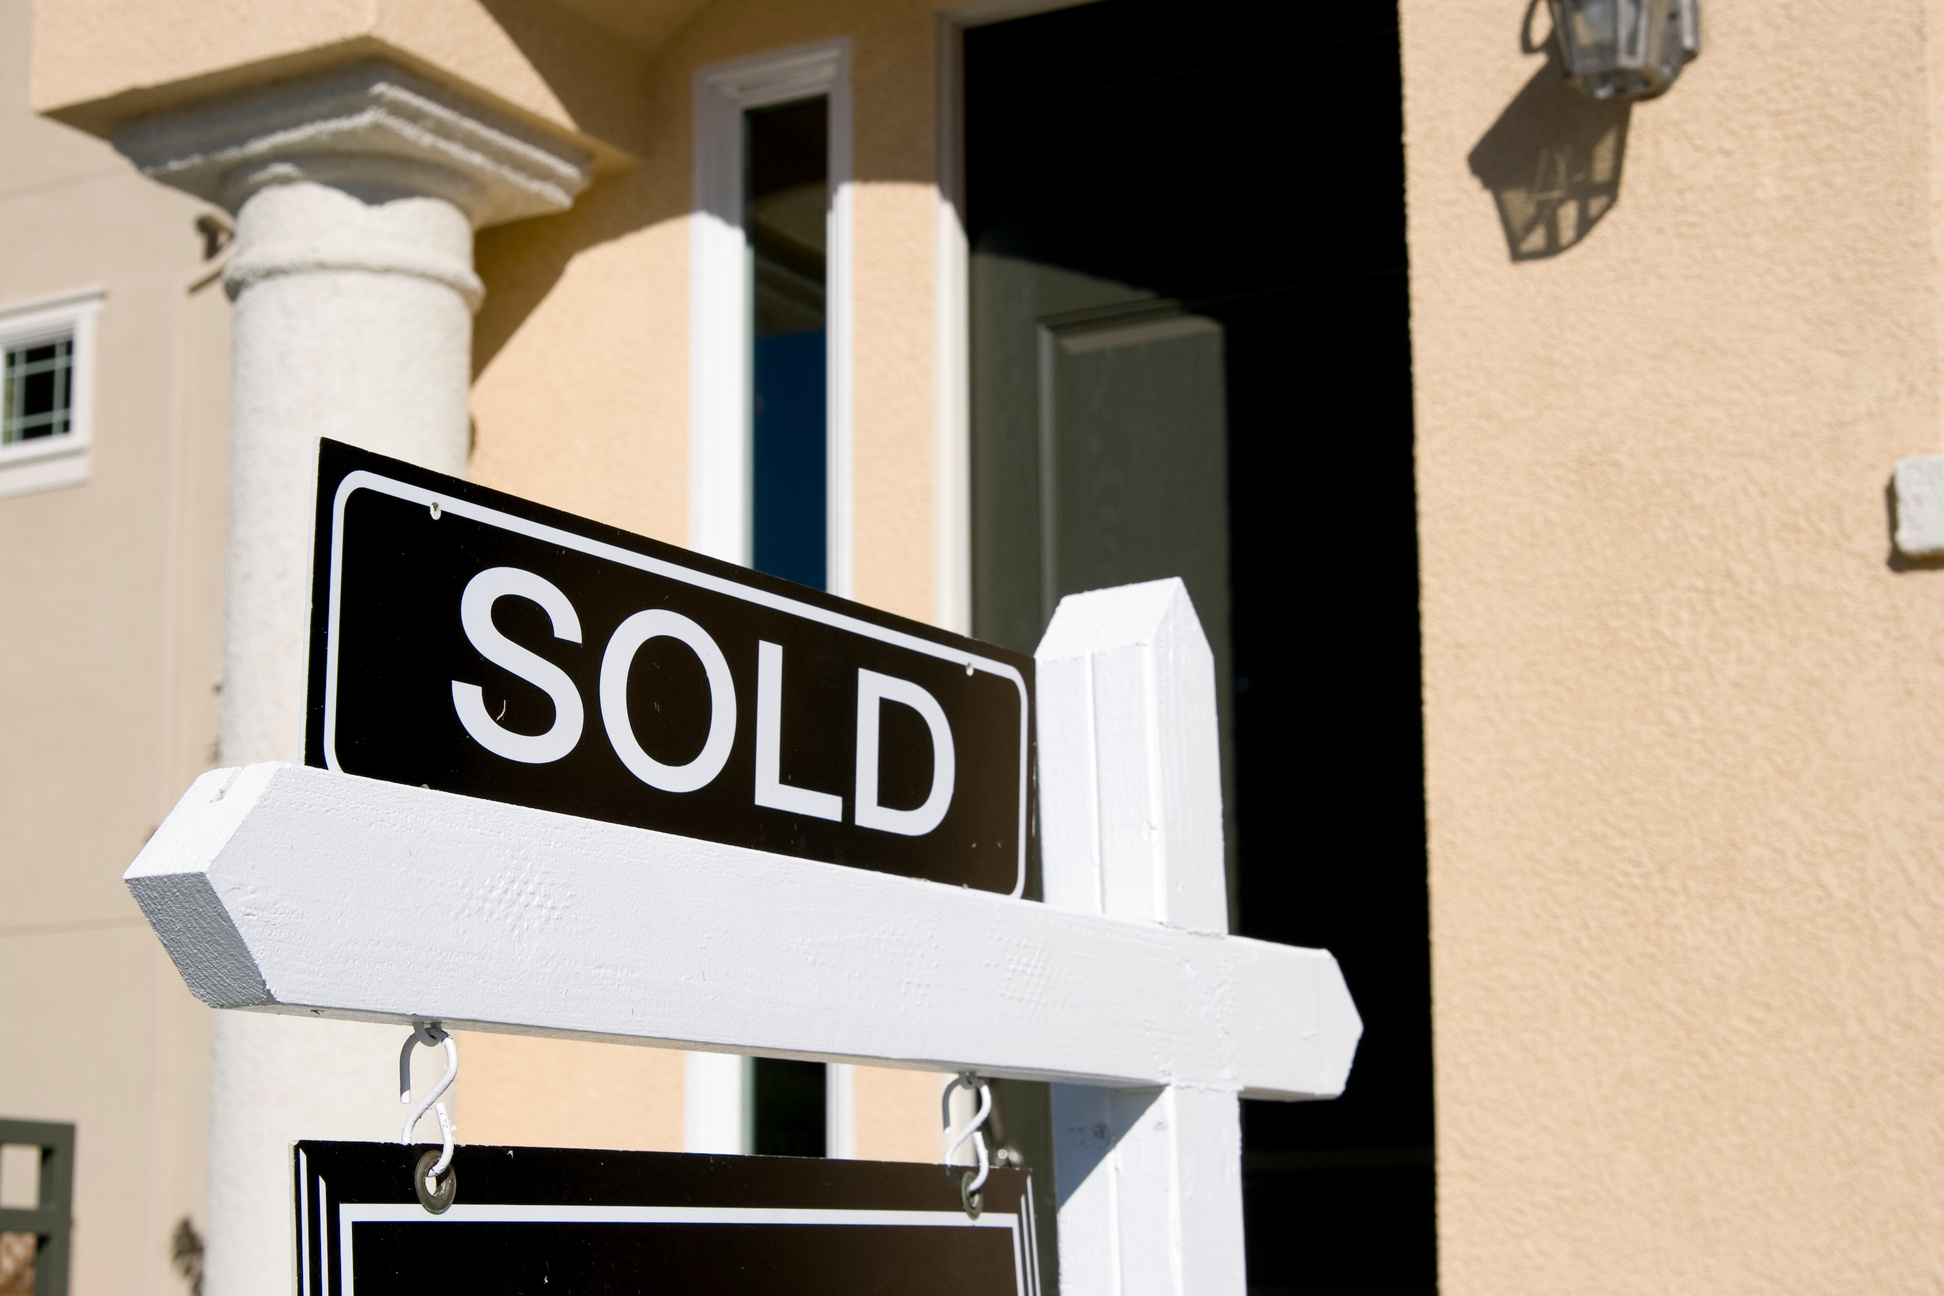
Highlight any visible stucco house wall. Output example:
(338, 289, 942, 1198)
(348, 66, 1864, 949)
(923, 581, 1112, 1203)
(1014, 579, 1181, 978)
(1406, 1, 1944, 1289)
(0, 0, 229, 1287)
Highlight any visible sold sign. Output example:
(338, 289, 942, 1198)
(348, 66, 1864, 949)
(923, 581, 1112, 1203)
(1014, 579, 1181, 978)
(304, 440, 1033, 896)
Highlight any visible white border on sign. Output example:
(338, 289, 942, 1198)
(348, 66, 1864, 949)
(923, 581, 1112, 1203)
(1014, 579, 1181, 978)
(295, 1154, 1039, 1296)
(337, 1203, 1032, 1296)
(321, 469, 1031, 897)
(298, 1151, 1042, 1296)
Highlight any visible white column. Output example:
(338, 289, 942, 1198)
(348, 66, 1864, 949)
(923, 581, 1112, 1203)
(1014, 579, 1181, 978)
(825, 1063, 857, 1160)
(224, 180, 479, 759)
(1035, 578, 1248, 1296)
(684, 1052, 750, 1154)
(115, 60, 591, 1296)
(680, 1056, 860, 1158)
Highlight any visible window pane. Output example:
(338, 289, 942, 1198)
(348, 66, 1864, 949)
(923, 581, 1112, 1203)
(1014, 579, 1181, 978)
(3, 336, 74, 444)
(0, 1232, 32, 1296)
(0, 1144, 38, 1209)
(747, 97, 829, 591)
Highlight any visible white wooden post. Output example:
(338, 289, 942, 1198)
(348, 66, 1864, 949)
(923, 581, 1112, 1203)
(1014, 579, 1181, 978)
(1036, 578, 1246, 1296)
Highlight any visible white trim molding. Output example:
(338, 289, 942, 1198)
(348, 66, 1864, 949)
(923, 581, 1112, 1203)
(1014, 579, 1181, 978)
(932, 21, 972, 634)
(115, 60, 592, 232)
(0, 287, 104, 501)
(690, 39, 855, 597)
(932, 0, 1108, 632)
(825, 1062, 858, 1159)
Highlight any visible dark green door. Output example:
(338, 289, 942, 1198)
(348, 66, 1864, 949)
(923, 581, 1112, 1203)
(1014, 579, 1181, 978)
(966, 3, 1434, 1292)
(973, 267, 1240, 897)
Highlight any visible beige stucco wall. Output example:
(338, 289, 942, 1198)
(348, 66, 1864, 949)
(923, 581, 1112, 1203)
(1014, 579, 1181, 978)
(27, 0, 956, 1173)
(443, 0, 952, 1161)
(469, 0, 943, 625)
(0, 0, 231, 1290)
(463, 0, 949, 1164)
(455, 1033, 687, 1151)
(1406, 0, 1944, 1289)
(28, 0, 682, 166)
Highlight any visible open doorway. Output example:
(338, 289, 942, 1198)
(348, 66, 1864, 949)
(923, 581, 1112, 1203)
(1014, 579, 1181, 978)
(963, 2, 1434, 1291)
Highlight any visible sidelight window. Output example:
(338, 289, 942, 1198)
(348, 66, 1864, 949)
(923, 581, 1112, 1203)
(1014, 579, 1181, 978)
(746, 96, 829, 591)
(690, 41, 854, 598)
(689, 41, 857, 1160)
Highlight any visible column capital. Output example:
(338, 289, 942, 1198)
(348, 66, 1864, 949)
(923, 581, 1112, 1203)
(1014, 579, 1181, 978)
(112, 58, 594, 230)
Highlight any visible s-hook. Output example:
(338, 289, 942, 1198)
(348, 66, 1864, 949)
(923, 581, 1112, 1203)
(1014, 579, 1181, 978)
(941, 1071, 993, 1218)
(399, 1021, 459, 1213)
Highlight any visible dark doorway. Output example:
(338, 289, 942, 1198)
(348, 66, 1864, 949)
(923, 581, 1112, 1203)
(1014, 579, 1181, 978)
(746, 96, 837, 1163)
(751, 1057, 827, 1157)
(964, 3, 1433, 1293)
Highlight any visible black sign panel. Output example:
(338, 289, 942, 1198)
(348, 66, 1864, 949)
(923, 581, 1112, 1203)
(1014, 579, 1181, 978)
(294, 1142, 1041, 1296)
(305, 441, 1032, 895)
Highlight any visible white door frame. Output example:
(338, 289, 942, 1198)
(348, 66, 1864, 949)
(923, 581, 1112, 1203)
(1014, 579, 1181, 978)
(690, 39, 856, 597)
(931, 0, 1109, 635)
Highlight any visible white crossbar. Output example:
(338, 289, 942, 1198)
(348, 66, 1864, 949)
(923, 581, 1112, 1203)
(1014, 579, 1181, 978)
(123, 760, 1359, 1098)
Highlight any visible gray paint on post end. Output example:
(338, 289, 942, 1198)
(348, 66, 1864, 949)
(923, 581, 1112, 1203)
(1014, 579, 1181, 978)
(125, 768, 272, 1009)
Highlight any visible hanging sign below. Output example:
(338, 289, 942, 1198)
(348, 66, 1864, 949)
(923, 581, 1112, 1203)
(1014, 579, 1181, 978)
(295, 1141, 1042, 1296)
(305, 440, 1033, 896)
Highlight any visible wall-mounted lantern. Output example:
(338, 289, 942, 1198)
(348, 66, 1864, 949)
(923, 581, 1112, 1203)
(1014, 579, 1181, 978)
(1548, 0, 1700, 101)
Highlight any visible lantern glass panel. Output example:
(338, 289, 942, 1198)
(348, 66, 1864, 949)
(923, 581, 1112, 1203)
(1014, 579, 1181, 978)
(1554, 0, 1697, 101)
(1653, 0, 1691, 82)
(1567, 0, 1620, 70)
(1620, 0, 1650, 62)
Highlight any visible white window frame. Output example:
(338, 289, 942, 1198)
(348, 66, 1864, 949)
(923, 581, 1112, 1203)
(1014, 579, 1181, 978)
(683, 1051, 857, 1161)
(690, 40, 857, 1156)
(690, 39, 855, 598)
(0, 287, 103, 501)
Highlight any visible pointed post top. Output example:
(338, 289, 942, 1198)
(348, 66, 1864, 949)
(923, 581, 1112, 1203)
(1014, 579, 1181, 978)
(1036, 577, 1228, 935)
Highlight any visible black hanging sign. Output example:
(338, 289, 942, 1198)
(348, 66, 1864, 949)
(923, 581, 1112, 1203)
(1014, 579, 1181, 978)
(294, 1141, 1042, 1296)
(304, 440, 1033, 896)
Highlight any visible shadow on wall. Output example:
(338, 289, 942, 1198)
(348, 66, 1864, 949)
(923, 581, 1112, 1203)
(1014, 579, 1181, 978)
(473, 162, 682, 374)
(1885, 476, 1944, 573)
(466, 0, 673, 374)
(1469, 6, 1633, 262)
(467, 0, 942, 376)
